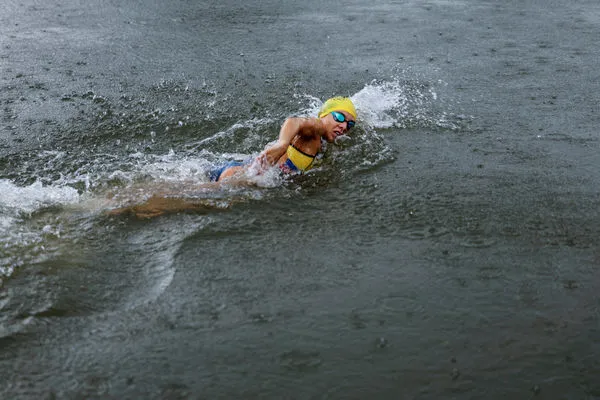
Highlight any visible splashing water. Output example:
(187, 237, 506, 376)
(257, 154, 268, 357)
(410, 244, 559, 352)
(0, 180, 80, 215)
(0, 180, 80, 279)
(353, 80, 411, 129)
(352, 78, 458, 130)
(0, 78, 460, 281)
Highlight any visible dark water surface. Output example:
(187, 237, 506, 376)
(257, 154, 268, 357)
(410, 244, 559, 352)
(1, 0, 599, 399)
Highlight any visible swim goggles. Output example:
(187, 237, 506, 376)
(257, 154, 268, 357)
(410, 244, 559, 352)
(330, 111, 356, 130)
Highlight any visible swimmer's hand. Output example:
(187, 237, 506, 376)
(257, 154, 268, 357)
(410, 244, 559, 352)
(256, 118, 326, 167)
(257, 141, 287, 166)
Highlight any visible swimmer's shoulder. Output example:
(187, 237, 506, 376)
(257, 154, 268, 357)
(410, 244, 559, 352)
(291, 117, 324, 138)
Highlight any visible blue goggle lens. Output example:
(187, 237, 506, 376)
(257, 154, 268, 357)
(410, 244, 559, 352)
(331, 111, 355, 129)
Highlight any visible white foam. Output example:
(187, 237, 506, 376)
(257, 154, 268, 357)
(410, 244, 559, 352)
(352, 80, 412, 129)
(0, 179, 80, 217)
(138, 151, 215, 183)
(187, 117, 276, 149)
(293, 94, 323, 117)
(0, 179, 81, 278)
(244, 162, 284, 188)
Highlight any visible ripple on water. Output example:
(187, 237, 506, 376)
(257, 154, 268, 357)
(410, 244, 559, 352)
(279, 350, 322, 372)
(379, 191, 457, 241)
(0, 213, 190, 345)
(60, 213, 202, 315)
(376, 293, 428, 320)
(458, 236, 497, 248)
(400, 225, 451, 240)
(0, 264, 56, 345)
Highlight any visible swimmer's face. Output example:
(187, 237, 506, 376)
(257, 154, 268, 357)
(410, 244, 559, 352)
(322, 110, 356, 142)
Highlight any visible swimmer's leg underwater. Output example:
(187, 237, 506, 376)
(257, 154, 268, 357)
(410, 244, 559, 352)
(208, 160, 248, 182)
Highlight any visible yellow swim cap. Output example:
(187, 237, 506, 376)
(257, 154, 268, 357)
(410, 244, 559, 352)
(318, 97, 357, 120)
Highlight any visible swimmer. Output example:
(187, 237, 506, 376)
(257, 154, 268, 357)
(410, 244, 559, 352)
(209, 96, 357, 182)
(107, 97, 357, 218)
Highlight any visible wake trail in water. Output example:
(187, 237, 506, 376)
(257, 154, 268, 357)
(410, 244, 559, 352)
(0, 78, 463, 282)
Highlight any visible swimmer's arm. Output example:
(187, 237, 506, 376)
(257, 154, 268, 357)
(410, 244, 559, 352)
(258, 117, 323, 165)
